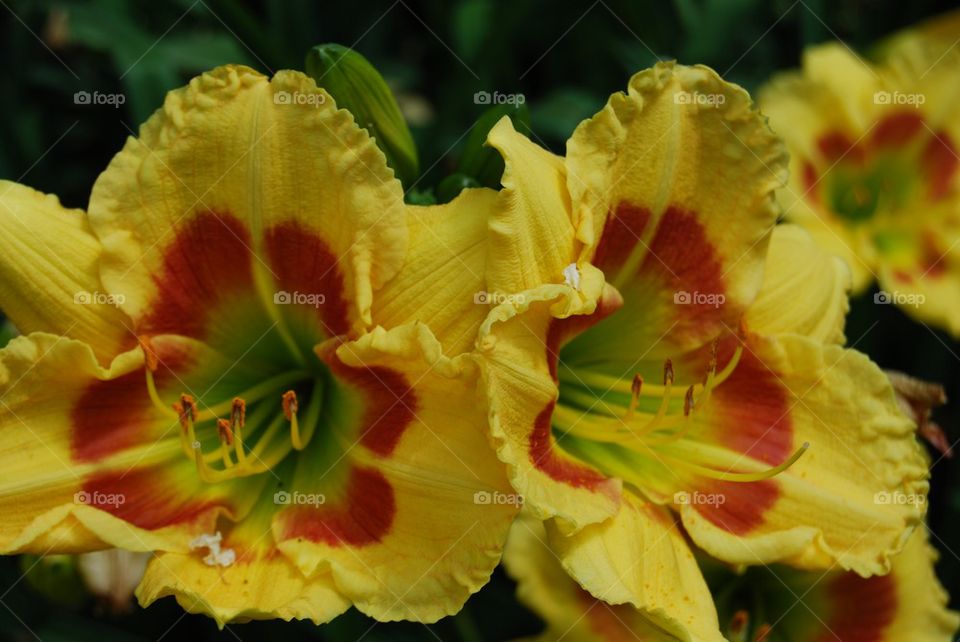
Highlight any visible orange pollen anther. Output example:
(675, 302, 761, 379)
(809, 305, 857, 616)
(663, 359, 674, 386)
(282, 390, 298, 420)
(683, 385, 695, 416)
(172, 401, 187, 431)
(754, 624, 772, 642)
(216, 418, 234, 445)
(138, 336, 159, 372)
(231, 398, 246, 428)
(179, 394, 197, 422)
(729, 610, 749, 635)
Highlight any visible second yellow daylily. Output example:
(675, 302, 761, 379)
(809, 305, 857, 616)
(0, 65, 516, 626)
(476, 62, 929, 642)
(758, 13, 960, 335)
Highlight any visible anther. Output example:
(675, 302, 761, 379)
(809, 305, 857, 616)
(283, 390, 304, 450)
(230, 398, 247, 464)
(683, 385, 695, 417)
(138, 336, 159, 372)
(663, 359, 674, 386)
(216, 418, 233, 446)
(626, 375, 643, 419)
(754, 624, 771, 642)
(729, 610, 749, 636)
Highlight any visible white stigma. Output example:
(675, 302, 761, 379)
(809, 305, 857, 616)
(563, 263, 581, 290)
(189, 531, 236, 568)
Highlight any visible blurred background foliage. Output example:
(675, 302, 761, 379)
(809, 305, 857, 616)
(0, 0, 959, 640)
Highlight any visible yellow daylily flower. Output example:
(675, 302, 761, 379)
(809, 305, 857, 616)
(758, 18, 960, 335)
(507, 513, 957, 642)
(476, 62, 929, 642)
(706, 527, 959, 642)
(0, 65, 517, 626)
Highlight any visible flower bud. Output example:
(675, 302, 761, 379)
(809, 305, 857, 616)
(305, 44, 420, 187)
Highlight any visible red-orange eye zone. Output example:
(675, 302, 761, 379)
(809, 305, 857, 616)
(69, 211, 418, 547)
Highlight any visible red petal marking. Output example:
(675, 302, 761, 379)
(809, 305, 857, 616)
(691, 337, 792, 535)
(711, 337, 793, 466)
(278, 467, 395, 546)
(264, 221, 350, 337)
(529, 401, 613, 493)
(591, 202, 652, 273)
(692, 479, 779, 536)
(871, 111, 925, 148)
(142, 212, 254, 339)
(802, 161, 820, 204)
(922, 130, 959, 201)
(817, 132, 865, 164)
(814, 573, 897, 642)
(323, 350, 417, 457)
(81, 467, 221, 530)
(71, 344, 195, 463)
(920, 231, 947, 278)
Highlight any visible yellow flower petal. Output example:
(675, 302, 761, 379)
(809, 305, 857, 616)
(679, 332, 928, 577)
(0, 333, 263, 555)
(0, 181, 132, 363)
(504, 511, 682, 642)
(485, 117, 577, 295)
(372, 187, 498, 356)
(88, 65, 407, 338)
(547, 496, 725, 642)
(744, 224, 851, 344)
(565, 62, 787, 362)
(271, 323, 517, 622)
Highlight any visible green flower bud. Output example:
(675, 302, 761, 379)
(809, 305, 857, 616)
(305, 44, 420, 187)
(459, 102, 531, 188)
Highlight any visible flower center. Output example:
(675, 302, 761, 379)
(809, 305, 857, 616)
(139, 337, 325, 483)
(553, 339, 807, 490)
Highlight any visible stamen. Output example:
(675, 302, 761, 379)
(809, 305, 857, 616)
(683, 385, 695, 416)
(231, 398, 247, 465)
(754, 624, 771, 642)
(626, 375, 642, 420)
(729, 610, 749, 636)
(283, 390, 303, 450)
(671, 442, 809, 483)
(216, 418, 234, 469)
(138, 336, 159, 372)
